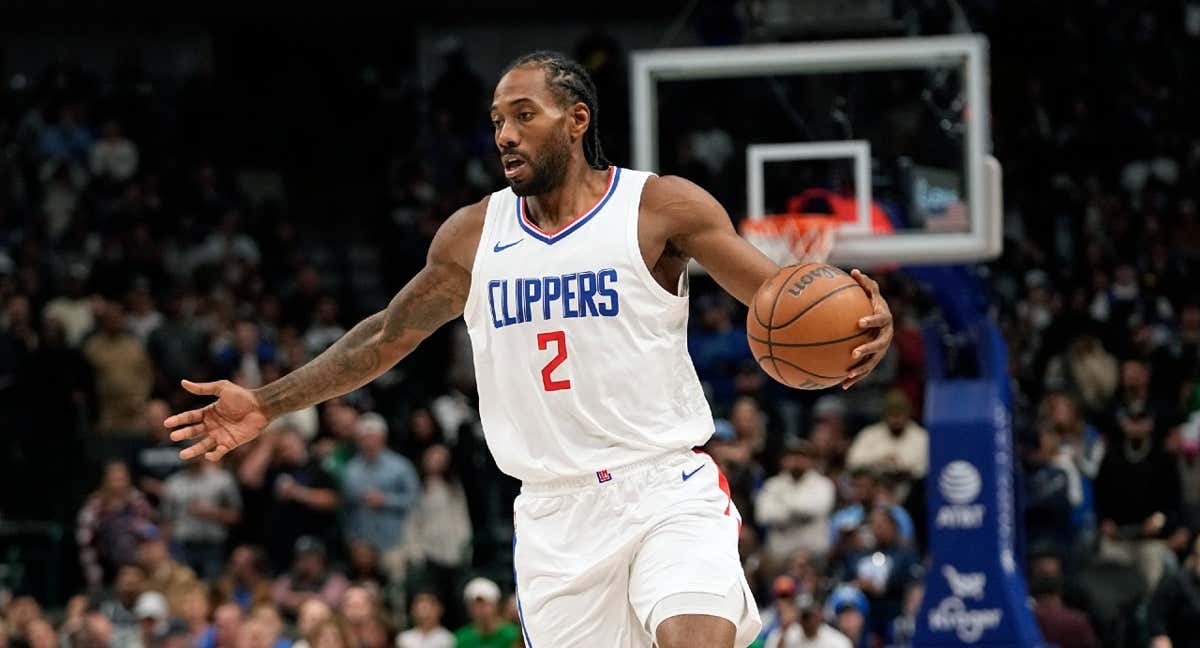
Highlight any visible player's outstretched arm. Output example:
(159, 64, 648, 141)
(166, 199, 486, 461)
(644, 175, 892, 388)
(641, 175, 780, 306)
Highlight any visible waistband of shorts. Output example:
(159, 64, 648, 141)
(520, 449, 696, 495)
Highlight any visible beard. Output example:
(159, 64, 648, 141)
(507, 129, 572, 197)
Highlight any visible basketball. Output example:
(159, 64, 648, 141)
(747, 263, 876, 389)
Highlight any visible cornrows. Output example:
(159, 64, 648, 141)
(504, 51, 610, 170)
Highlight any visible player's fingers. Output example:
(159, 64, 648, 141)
(164, 409, 203, 428)
(205, 445, 231, 462)
(181, 379, 227, 396)
(853, 336, 891, 359)
(170, 424, 208, 442)
(858, 314, 891, 329)
(179, 437, 217, 461)
(850, 269, 880, 294)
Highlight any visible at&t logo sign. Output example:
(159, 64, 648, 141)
(935, 461, 985, 529)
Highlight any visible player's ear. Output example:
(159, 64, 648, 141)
(567, 102, 590, 141)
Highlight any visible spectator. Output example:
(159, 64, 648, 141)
(76, 460, 157, 589)
(1030, 569, 1099, 648)
(342, 412, 420, 560)
(1043, 331, 1119, 419)
(133, 399, 186, 504)
(291, 599, 333, 648)
(271, 536, 350, 616)
(1024, 427, 1076, 553)
(1107, 358, 1179, 443)
(358, 615, 392, 648)
(397, 591, 455, 648)
(756, 441, 836, 564)
(809, 419, 849, 479)
(39, 105, 93, 168)
(4, 596, 43, 644)
(346, 539, 387, 587)
(1148, 535, 1200, 648)
(78, 612, 116, 648)
(133, 591, 170, 648)
(176, 583, 212, 645)
(689, 295, 753, 410)
(757, 575, 802, 647)
(196, 603, 242, 648)
(845, 390, 928, 504)
(235, 615, 280, 648)
(765, 594, 853, 648)
(136, 528, 199, 615)
(408, 444, 472, 587)
(305, 617, 355, 648)
(90, 119, 139, 181)
(339, 586, 381, 646)
(453, 578, 519, 648)
(125, 282, 163, 344)
(304, 296, 346, 356)
(215, 545, 273, 611)
(23, 618, 57, 648)
(146, 291, 207, 395)
(212, 319, 275, 388)
(825, 586, 869, 648)
(838, 508, 921, 642)
(161, 458, 242, 578)
(249, 606, 290, 648)
(1043, 391, 1104, 537)
(1095, 390, 1186, 592)
(238, 428, 339, 569)
(82, 299, 154, 435)
(317, 400, 360, 479)
(97, 564, 146, 647)
(829, 469, 915, 560)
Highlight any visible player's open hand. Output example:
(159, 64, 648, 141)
(165, 379, 270, 462)
(842, 269, 893, 389)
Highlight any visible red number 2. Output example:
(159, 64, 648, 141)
(537, 331, 572, 391)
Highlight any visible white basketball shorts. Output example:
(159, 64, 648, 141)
(512, 449, 762, 647)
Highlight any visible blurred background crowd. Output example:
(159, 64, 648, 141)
(4, 2, 1200, 648)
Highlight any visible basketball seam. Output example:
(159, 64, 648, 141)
(771, 282, 863, 329)
(761, 355, 846, 380)
(764, 264, 813, 382)
(747, 328, 874, 347)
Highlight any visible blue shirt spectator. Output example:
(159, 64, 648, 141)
(342, 413, 421, 553)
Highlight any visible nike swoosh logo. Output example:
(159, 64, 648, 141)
(682, 464, 706, 482)
(493, 239, 523, 253)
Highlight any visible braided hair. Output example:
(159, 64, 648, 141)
(503, 51, 610, 170)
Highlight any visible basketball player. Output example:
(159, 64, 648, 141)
(166, 51, 893, 648)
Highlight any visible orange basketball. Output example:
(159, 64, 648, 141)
(747, 263, 875, 389)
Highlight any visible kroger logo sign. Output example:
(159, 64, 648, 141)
(936, 461, 985, 529)
(927, 566, 1002, 643)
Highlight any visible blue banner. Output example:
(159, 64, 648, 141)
(913, 379, 1044, 648)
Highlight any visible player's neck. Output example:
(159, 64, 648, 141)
(523, 161, 610, 231)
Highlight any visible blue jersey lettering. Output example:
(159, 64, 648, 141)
(486, 269, 621, 329)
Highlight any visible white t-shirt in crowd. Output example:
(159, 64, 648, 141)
(396, 626, 454, 648)
(766, 623, 853, 648)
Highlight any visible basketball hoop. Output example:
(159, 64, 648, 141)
(741, 214, 839, 265)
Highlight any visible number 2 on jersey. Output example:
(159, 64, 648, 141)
(537, 331, 572, 391)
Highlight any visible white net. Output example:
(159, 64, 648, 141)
(741, 215, 839, 265)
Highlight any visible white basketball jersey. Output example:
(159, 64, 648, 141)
(462, 167, 715, 483)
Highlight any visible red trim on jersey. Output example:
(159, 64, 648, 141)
(520, 166, 616, 236)
(694, 449, 737, 531)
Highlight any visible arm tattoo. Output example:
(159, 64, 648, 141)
(255, 264, 467, 419)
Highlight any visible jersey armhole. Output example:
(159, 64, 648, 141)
(463, 192, 503, 318)
(627, 173, 690, 306)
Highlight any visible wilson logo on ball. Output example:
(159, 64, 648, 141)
(787, 265, 844, 297)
